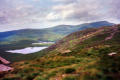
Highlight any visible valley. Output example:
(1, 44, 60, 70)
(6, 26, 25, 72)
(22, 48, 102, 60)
(0, 21, 114, 62)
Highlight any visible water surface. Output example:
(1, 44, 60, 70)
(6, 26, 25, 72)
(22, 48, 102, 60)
(6, 47, 47, 54)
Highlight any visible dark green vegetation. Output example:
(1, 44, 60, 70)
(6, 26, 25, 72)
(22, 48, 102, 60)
(0, 21, 114, 62)
(1, 24, 120, 80)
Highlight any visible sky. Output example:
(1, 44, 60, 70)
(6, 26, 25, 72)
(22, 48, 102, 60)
(0, 0, 120, 32)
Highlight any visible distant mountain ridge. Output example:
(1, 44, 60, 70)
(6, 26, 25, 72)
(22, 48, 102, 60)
(46, 21, 114, 34)
(0, 21, 114, 44)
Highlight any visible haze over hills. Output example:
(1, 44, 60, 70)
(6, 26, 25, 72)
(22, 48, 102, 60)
(0, 21, 114, 44)
(2, 24, 120, 80)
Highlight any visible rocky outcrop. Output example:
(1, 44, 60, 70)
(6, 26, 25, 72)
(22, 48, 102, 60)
(0, 64, 13, 72)
(0, 57, 10, 64)
(0, 56, 13, 72)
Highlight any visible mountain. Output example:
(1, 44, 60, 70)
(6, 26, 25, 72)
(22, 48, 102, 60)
(0, 21, 114, 44)
(48, 21, 114, 35)
(2, 24, 120, 80)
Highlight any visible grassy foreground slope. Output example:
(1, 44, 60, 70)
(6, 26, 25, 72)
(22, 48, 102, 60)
(2, 24, 120, 80)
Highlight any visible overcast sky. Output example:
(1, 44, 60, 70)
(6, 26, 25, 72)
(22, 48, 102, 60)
(0, 0, 120, 32)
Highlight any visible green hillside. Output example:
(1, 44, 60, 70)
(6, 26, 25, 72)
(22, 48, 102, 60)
(2, 24, 120, 80)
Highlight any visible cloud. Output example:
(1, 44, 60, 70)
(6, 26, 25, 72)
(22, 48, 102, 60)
(52, 0, 75, 3)
(46, 0, 120, 23)
(46, 12, 61, 21)
(0, 0, 49, 25)
(46, 0, 106, 22)
(0, 0, 120, 32)
(108, 0, 120, 19)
